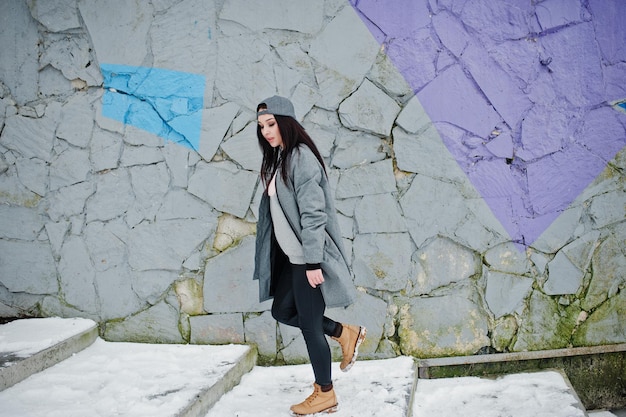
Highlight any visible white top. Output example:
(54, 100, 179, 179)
(268, 172, 305, 265)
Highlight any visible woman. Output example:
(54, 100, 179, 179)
(253, 95, 366, 416)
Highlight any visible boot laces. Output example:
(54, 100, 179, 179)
(304, 389, 320, 405)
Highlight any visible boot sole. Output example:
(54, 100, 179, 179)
(341, 326, 366, 372)
(289, 403, 338, 416)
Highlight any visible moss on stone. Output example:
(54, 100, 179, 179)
(174, 279, 204, 316)
(492, 315, 518, 352)
(0, 191, 41, 207)
(213, 213, 257, 252)
(573, 290, 626, 346)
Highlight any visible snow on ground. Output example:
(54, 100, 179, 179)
(0, 338, 250, 417)
(0, 317, 95, 359)
(412, 370, 587, 417)
(206, 356, 415, 417)
(0, 318, 623, 417)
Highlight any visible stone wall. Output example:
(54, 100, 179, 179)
(0, 0, 624, 364)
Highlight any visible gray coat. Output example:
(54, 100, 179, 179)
(253, 145, 356, 308)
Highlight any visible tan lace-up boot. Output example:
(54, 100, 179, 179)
(289, 383, 338, 416)
(332, 323, 366, 372)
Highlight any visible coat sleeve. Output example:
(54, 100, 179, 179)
(291, 147, 327, 266)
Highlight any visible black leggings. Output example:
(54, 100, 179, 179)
(271, 263, 338, 386)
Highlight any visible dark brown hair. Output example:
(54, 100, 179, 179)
(256, 111, 326, 187)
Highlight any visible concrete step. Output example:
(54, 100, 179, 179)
(413, 368, 589, 417)
(416, 343, 626, 411)
(0, 318, 257, 417)
(207, 358, 595, 417)
(206, 356, 417, 417)
(2, 318, 621, 417)
(0, 317, 98, 391)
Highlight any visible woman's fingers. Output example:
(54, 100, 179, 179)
(306, 269, 324, 288)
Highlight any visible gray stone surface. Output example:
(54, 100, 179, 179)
(0, 205, 44, 240)
(221, 0, 323, 34)
(491, 315, 518, 352)
(56, 94, 95, 148)
(90, 128, 122, 172)
(104, 300, 185, 344)
(411, 237, 480, 295)
(190, 313, 245, 345)
(400, 174, 468, 247)
(331, 130, 386, 169)
(156, 189, 216, 221)
(2, 111, 57, 162)
(513, 291, 576, 351)
(215, 35, 274, 112)
(337, 212, 354, 239)
(305, 126, 335, 160)
(309, 7, 379, 80)
(368, 52, 413, 100)
(582, 233, 626, 311)
(78, 0, 152, 67)
(339, 79, 401, 137)
(486, 271, 534, 318)
(573, 290, 626, 346)
(588, 189, 626, 229)
(188, 160, 257, 219)
(83, 220, 128, 272)
(58, 235, 98, 315)
(44, 221, 69, 256)
(41, 35, 101, 87)
(354, 193, 407, 234)
(129, 163, 169, 221)
(85, 170, 133, 222)
(336, 159, 396, 199)
(0, 0, 39, 105)
(95, 265, 142, 321)
(47, 182, 94, 222)
(544, 251, 585, 296)
(203, 236, 272, 314)
(16, 157, 48, 196)
(162, 141, 190, 188)
(221, 123, 262, 172)
(530, 205, 586, 254)
(243, 311, 277, 359)
(0, 0, 622, 362)
(29, 0, 81, 32)
(394, 124, 468, 183)
(396, 95, 431, 134)
(484, 242, 532, 275)
(398, 287, 490, 357)
(150, 0, 218, 77)
(198, 103, 241, 163)
(0, 240, 57, 294)
(49, 147, 91, 191)
(121, 145, 164, 168)
(128, 218, 213, 271)
(352, 232, 414, 292)
(131, 270, 179, 305)
(308, 5, 379, 108)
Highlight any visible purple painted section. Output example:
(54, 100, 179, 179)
(350, 0, 626, 247)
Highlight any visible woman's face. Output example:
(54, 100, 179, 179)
(258, 113, 284, 149)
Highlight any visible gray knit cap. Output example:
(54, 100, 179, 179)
(256, 95, 297, 120)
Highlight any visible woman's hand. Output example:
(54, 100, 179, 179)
(306, 269, 325, 288)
